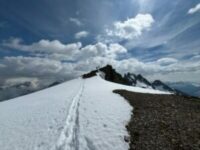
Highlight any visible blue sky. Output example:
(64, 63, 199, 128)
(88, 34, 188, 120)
(0, 0, 200, 84)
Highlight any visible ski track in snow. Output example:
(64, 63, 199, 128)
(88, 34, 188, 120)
(0, 76, 169, 150)
(54, 80, 84, 150)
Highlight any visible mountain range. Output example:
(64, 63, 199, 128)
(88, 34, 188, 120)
(0, 81, 61, 102)
(0, 65, 199, 102)
(83, 65, 195, 97)
(0, 64, 199, 150)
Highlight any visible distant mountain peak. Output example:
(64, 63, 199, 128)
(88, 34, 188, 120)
(124, 72, 154, 89)
(152, 80, 175, 92)
(82, 65, 194, 97)
(82, 65, 128, 85)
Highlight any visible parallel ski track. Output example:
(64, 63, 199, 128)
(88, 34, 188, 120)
(54, 80, 84, 150)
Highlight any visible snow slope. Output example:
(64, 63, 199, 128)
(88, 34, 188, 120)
(0, 76, 169, 150)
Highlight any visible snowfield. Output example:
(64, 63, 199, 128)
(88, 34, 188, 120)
(0, 76, 169, 150)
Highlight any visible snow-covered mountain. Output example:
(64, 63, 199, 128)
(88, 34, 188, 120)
(0, 73, 168, 150)
(83, 65, 189, 96)
(0, 81, 41, 102)
(167, 82, 200, 97)
(124, 73, 154, 89)
(83, 65, 128, 85)
(1, 65, 196, 102)
(124, 72, 188, 96)
(152, 80, 174, 92)
(0, 81, 62, 102)
(152, 80, 188, 96)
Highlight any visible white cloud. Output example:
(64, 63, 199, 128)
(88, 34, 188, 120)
(157, 58, 178, 66)
(107, 43, 127, 58)
(109, 43, 127, 53)
(74, 56, 200, 81)
(69, 17, 83, 26)
(3, 38, 82, 55)
(4, 77, 39, 87)
(76, 42, 127, 60)
(188, 3, 200, 14)
(2, 38, 127, 61)
(0, 54, 200, 84)
(113, 57, 199, 80)
(78, 43, 107, 59)
(105, 14, 154, 40)
(3, 56, 63, 75)
(75, 31, 89, 39)
(0, 56, 78, 81)
(1, 37, 200, 84)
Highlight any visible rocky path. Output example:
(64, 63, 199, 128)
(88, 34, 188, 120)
(114, 90, 200, 150)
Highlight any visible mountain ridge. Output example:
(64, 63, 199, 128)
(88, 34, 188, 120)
(1, 65, 198, 102)
(83, 65, 194, 97)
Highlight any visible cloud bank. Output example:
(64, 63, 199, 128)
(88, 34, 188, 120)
(1, 37, 200, 85)
(1, 0, 200, 85)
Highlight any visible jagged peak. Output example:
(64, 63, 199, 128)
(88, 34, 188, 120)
(83, 65, 190, 97)
(152, 80, 164, 85)
(82, 65, 129, 85)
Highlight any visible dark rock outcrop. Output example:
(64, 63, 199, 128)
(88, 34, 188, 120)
(152, 80, 175, 92)
(83, 65, 194, 97)
(124, 73, 154, 88)
(152, 80, 190, 97)
(82, 65, 129, 85)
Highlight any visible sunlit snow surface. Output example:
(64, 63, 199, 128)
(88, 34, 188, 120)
(0, 76, 169, 150)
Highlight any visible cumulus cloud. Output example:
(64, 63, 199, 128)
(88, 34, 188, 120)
(3, 38, 82, 56)
(69, 17, 83, 26)
(2, 38, 127, 61)
(3, 56, 64, 75)
(0, 56, 79, 82)
(77, 42, 127, 60)
(116, 57, 200, 78)
(105, 14, 154, 40)
(4, 77, 40, 88)
(0, 54, 200, 84)
(188, 3, 200, 14)
(75, 31, 89, 39)
(107, 43, 127, 58)
(1, 37, 200, 84)
(74, 56, 200, 79)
